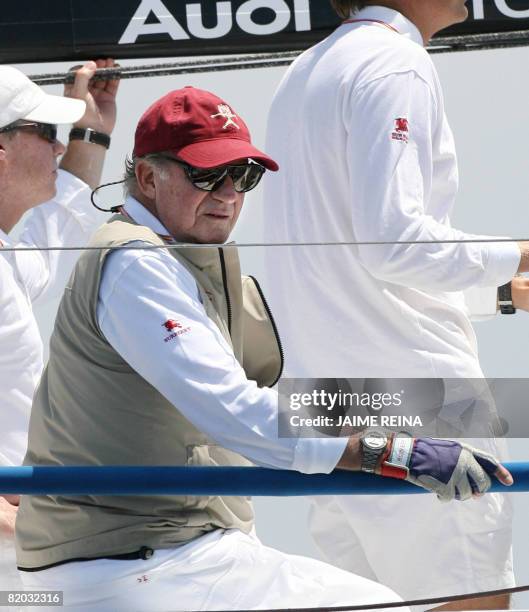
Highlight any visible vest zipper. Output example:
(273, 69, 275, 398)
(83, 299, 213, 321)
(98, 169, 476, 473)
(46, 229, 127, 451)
(248, 276, 285, 387)
(218, 248, 232, 334)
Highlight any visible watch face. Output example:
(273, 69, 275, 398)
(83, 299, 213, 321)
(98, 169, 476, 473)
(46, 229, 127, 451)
(365, 434, 387, 450)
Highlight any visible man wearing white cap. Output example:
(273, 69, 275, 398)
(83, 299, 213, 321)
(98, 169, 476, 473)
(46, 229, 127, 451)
(0, 60, 119, 598)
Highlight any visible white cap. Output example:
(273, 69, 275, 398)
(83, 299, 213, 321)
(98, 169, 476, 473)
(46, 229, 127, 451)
(0, 66, 85, 129)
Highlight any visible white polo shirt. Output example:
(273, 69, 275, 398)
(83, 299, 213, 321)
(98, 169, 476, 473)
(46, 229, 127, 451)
(262, 5, 520, 379)
(0, 170, 103, 467)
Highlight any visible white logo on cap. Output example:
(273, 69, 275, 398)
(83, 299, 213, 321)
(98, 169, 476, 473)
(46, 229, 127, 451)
(211, 104, 240, 130)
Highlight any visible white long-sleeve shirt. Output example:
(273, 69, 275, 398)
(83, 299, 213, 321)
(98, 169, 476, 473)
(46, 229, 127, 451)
(0, 170, 104, 466)
(96, 196, 347, 474)
(262, 5, 520, 379)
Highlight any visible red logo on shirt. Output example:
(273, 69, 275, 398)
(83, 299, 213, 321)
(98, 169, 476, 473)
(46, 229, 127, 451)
(392, 118, 409, 143)
(395, 118, 409, 132)
(162, 319, 191, 342)
(162, 319, 182, 332)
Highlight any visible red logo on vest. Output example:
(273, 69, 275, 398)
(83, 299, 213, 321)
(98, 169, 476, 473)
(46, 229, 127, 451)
(162, 319, 182, 332)
(392, 118, 409, 143)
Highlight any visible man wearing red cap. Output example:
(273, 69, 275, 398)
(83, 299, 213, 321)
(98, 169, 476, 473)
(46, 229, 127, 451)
(14, 86, 512, 611)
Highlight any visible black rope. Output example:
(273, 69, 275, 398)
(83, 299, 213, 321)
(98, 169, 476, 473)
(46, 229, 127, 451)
(431, 28, 529, 54)
(30, 51, 301, 86)
(26, 29, 529, 86)
(206, 583, 529, 612)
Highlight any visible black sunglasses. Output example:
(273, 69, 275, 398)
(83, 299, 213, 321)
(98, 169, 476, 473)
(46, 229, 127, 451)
(157, 156, 266, 193)
(0, 122, 58, 144)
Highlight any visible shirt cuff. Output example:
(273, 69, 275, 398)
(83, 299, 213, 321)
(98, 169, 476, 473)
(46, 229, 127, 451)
(464, 285, 498, 320)
(291, 436, 349, 474)
(478, 239, 520, 288)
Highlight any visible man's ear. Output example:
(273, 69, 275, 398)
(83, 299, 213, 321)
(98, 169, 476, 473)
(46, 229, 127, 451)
(0, 143, 7, 162)
(135, 160, 157, 200)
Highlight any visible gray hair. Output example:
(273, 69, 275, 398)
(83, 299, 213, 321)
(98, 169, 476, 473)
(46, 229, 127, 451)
(123, 153, 172, 198)
(330, 0, 368, 18)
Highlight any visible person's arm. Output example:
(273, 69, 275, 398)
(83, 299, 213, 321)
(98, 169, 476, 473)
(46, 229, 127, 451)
(12, 59, 120, 303)
(347, 70, 525, 291)
(97, 246, 348, 475)
(60, 58, 119, 189)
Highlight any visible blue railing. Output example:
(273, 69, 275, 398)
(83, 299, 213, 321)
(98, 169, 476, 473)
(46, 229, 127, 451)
(0, 463, 527, 496)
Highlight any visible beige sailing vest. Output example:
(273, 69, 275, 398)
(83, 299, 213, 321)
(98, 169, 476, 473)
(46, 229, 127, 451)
(16, 215, 283, 569)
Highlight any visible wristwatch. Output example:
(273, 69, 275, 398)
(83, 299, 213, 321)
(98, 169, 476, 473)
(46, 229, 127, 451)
(69, 127, 111, 150)
(360, 431, 388, 473)
(498, 281, 516, 315)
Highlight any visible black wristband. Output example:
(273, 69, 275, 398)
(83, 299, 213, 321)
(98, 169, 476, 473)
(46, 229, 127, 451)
(69, 128, 111, 150)
(498, 281, 516, 314)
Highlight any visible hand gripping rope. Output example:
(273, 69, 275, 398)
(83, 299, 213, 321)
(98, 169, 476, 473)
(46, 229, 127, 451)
(2, 464, 529, 611)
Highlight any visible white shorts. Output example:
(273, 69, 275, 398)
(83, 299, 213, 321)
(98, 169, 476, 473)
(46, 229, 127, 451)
(20, 529, 409, 612)
(309, 440, 514, 612)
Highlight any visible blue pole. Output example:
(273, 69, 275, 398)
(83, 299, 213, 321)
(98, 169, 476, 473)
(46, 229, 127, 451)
(0, 462, 527, 496)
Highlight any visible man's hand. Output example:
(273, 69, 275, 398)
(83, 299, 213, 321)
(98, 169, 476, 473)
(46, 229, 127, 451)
(0, 496, 18, 536)
(400, 438, 512, 502)
(511, 275, 529, 311)
(337, 434, 512, 502)
(60, 58, 120, 189)
(65, 58, 119, 135)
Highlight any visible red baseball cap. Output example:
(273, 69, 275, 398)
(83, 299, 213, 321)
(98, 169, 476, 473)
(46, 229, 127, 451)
(133, 87, 279, 171)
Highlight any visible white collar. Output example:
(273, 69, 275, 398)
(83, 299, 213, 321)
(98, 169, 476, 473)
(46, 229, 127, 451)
(122, 195, 172, 238)
(350, 5, 424, 47)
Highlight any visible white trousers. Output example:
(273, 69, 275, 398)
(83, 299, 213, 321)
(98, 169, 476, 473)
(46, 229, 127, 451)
(20, 529, 409, 612)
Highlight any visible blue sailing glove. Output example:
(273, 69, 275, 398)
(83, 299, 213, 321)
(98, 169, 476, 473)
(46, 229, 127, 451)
(381, 437, 513, 502)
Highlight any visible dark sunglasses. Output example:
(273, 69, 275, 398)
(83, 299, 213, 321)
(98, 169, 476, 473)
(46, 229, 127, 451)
(157, 156, 266, 193)
(0, 122, 58, 144)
